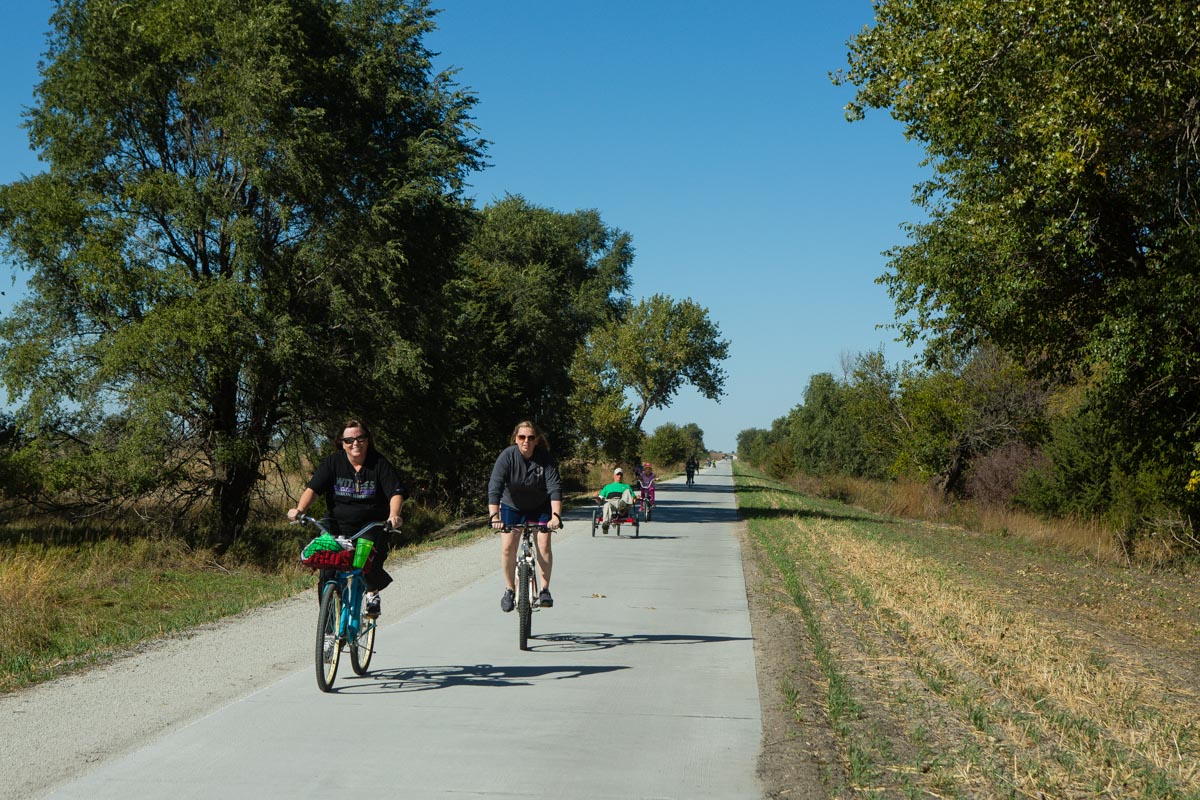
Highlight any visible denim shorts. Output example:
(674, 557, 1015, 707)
(499, 503, 551, 527)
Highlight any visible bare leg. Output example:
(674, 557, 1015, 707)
(500, 531, 518, 591)
(535, 530, 553, 590)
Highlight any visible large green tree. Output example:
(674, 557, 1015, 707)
(574, 294, 730, 436)
(419, 195, 633, 504)
(839, 1, 1200, 511)
(0, 0, 483, 547)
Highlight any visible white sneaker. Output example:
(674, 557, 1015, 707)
(364, 591, 381, 616)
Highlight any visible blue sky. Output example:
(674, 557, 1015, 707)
(0, 1, 926, 451)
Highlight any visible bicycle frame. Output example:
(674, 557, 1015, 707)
(498, 518, 552, 651)
(297, 515, 387, 691)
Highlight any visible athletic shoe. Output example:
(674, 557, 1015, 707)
(364, 591, 381, 616)
(602, 523, 609, 534)
(501, 588, 515, 613)
(538, 589, 553, 608)
(323, 634, 337, 659)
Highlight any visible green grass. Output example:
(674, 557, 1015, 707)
(0, 503, 469, 694)
(0, 537, 312, 692)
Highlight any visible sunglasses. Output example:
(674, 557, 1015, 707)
(516, 434, 538, 442)
(341, 436, 369, 445)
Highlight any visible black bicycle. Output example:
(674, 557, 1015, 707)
(497, 518, 556, 651)
(296, 515, 393, 692)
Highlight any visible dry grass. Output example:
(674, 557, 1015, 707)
(0, 532, 311, 693)
(790, 473, 1141, 566)
(738, 464, 1199, 799)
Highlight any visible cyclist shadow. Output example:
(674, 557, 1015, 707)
(529, 632, 750, 653)
(623, 533, 682, 539)
(340, 663, 629, 693)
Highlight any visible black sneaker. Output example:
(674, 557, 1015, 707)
(538, 589, 553, 608)
(602, 523, 609, 534)
(500, 588, 515, 613)
(364, 591, 381, 616)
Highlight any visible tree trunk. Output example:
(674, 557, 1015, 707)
(210, 456, 259, 553)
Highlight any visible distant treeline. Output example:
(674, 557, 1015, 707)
(738, 344, 1199, 561)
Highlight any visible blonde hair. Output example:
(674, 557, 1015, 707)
(511, 420, 550, 451)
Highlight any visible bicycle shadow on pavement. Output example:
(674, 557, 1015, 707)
(337, 663, 630, 693)
(529, 631, 751, 653)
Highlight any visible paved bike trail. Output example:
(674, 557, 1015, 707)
(46, 462, 760, 799)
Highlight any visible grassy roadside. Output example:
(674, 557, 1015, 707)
(0, 489, 606, 695)
(0, 534, 313, 694)
(735, 463, 1200, 799)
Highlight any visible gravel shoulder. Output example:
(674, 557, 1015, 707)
(1, 536, 500, 800)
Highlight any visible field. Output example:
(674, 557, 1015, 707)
(737, 465, 1200, 799)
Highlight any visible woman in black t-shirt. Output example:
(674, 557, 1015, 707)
(288, 419, 405, 615)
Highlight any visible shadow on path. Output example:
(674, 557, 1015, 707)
(336, 663, 630, 693)
(530, 631, 751, 653)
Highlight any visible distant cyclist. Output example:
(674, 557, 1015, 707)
(640, 462, 657, 507)
(487, 420, 563, 612)
(287, 418, 404, 615)
(685, 456, 699, 485)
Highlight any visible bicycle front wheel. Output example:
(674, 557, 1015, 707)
(315, 583, 342, 692)
(350, 599, 376, 675)
(517, 560, 532, 651)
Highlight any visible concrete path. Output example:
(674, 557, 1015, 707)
(46, 462, 759, 799)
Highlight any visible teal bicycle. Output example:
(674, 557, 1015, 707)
(297, 515, 392, 692)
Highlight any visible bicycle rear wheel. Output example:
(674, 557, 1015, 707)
(350, 594, 376, 675)
(517, 560, 532, 651)
(315, 583, 342, 692)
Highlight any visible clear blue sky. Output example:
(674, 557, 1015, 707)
(0, 1, 926, 452)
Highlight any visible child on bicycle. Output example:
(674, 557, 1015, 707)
(639, 462, 657, 506)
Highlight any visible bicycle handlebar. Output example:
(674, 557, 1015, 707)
(292, 514, 399, 538)
(489, 512, 561, 534)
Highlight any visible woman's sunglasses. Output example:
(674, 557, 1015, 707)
(341, 436, 369, 445)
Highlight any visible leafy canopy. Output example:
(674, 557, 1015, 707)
(575, 294, 730, 436)
(0, 0, 483, 543)
(838, 0, 1200, 501)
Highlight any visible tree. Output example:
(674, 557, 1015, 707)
(837, 0, 1200, 512)
(737, 427, 773, 466)
(574, 294, 730, 433)
(419, 195, 633, 503)
(787, 372, 883, 478)
(680, 422, 707, 458)
(644, 423, 691, 466)
(0, 0, 484, 547)
(841, 346, 1046, 493)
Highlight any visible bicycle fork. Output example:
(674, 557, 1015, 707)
(520, 539, 540, 608)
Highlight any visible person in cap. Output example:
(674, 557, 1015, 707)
(596, 467, 635, 534)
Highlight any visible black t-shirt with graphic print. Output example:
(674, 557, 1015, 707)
(307, 449, 406, 532)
